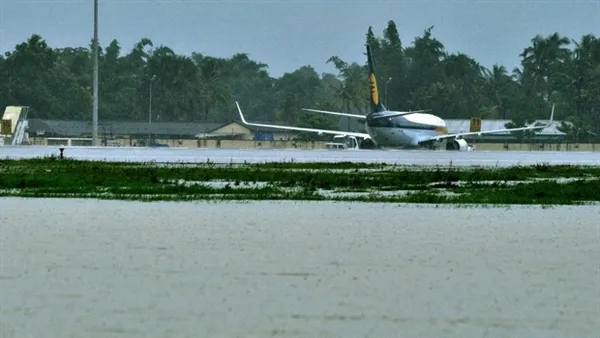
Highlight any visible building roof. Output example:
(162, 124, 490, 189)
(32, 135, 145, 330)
(26, 118, 300, 138)
(215, 120, 299, 133)
(27, 119, 224, 137)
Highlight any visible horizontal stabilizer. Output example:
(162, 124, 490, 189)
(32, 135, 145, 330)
(369, 110, 431, 120)
(301, 108, 367, 120)
(302, 108, 432, 121)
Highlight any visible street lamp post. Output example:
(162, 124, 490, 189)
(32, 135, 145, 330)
(148, 75, 156, 145)
(385, 77, 392, 108)
(92, 0, 99, 146)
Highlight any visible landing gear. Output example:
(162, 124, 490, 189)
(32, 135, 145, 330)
(416, 141, 438, 150)
(359, 138, 377, 149)
(424, 142, 437, 150)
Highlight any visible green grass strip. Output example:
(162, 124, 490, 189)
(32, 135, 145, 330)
(1, 156, 599, 205)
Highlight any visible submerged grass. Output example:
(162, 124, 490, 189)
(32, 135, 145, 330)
(1, 156, 599, 205)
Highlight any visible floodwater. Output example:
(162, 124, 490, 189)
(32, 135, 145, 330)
(2, 145, 600, 166)
(1, 198, 599, 338)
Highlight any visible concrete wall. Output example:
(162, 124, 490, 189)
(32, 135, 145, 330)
(473, 143, 600, 152)
(196, 139, 325, 149)
(31, 136, 327, 150)
(269, 132, 296, 141)
(26, 136, 600, 151)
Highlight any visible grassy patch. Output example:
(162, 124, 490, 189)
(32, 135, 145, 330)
(1, 157, 599, 205)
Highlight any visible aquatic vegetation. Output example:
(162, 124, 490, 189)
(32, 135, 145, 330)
(1, 157, 599, 205)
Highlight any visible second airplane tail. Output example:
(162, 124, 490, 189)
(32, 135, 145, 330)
(366, 44, 386, 114)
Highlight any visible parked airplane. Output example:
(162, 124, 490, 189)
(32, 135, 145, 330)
(236, 44, 555, 151)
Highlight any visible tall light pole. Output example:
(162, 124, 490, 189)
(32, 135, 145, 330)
(385, 77, 392, 108)
(148, 75, 156, 145)
(92, 0, 99, 146)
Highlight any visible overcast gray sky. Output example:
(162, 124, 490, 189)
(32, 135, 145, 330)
(1, 0, 598, 77)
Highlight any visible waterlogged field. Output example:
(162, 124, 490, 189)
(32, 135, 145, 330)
(1, 199, 598, 338)
(1, 156, 600, 204)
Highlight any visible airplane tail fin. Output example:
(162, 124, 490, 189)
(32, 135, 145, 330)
(366, 44, 385, 113)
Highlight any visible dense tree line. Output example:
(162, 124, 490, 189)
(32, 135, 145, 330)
(1, 20, 599, 140)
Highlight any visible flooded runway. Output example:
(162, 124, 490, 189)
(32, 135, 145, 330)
(1, 198, 598, 338)
(1, 145, 600, 166)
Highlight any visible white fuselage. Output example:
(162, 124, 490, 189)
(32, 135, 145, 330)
(364, 112, 448, 148)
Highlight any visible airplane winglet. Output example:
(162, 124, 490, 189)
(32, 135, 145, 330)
(235, 101, 248, 124)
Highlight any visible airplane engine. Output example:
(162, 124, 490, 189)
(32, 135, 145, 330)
(445, 138, 469, 151)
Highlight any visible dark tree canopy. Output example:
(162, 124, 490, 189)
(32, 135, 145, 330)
(1, 21, 599, 139)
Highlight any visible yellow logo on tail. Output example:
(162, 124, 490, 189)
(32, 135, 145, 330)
(369, 73, 380, 105)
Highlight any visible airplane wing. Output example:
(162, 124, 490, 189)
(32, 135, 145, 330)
(301, 108, 432, 120)
(419, 104, 556, 144)
(236, 102, 371, 139)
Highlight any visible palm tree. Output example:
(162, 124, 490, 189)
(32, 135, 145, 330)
(193, 54, 231, 120)
(520, 33, 571, 102)
(483, 64, 511, 118)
